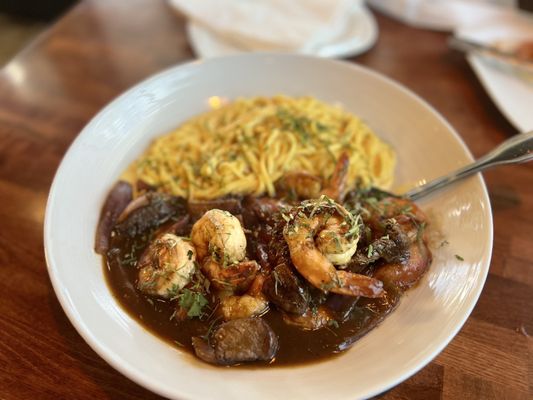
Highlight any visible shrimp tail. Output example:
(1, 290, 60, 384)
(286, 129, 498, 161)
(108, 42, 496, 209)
(203, 259, 259, 293)
(288, 240, 384, 298)
(331, 271, 384, 298)
(321, 151, 350, 202)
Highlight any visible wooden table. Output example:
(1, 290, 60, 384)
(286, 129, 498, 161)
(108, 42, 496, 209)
(0, 0, 530, 398)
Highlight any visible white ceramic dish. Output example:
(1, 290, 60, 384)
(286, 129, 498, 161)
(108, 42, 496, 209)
(45, 54, 493, 400)
(184, 2, 378, 59)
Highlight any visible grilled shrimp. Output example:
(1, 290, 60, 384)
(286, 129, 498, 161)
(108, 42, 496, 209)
(371, 197, 432, 289)
(191, 209, 258, 291)
(275, 171, 323, 200)
(203, 259, 260, 292)
(283, 196, 384, 298)
(320, 152, 349, 202)
(275, 152, 350, 202)
(191, 209, 246, 263)
(137, 233, 196, 298)
(282, 306, 332, 331)
(220, 294, 269, 320)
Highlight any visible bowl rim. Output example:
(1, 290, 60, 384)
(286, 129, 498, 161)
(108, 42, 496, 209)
(44, 52, 493, 400)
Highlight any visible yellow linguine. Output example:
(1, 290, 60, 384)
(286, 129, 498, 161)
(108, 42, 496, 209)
(122, 96, 396, 199)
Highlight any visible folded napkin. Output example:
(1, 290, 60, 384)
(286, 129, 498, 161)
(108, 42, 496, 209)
(455, 11, 533, 131)
(168, 0, 378, 58)
(367, 0, 518, 31)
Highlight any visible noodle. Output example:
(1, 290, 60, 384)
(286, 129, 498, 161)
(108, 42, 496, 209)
(123, 96, 396, 199)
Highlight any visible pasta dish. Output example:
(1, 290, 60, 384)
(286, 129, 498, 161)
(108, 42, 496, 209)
(95, 96, 431, 367)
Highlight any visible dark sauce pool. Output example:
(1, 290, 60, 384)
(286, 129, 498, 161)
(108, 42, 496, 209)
(103, 223, 401, 367)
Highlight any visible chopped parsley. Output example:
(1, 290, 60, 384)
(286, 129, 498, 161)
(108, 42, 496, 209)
(455, 254, 464, 261)
(327, 319, 340, 329)
(178, 288, 209, 318)
(166, 283, 181, 299)
(416, 222, 427, 243)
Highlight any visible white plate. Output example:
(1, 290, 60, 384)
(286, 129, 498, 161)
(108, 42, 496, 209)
(45, 54, 493, 400)
(455, 12, 533, 132)
(185, 2, 378, 59)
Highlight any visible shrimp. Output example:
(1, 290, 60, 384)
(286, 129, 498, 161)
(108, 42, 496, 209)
(283, 196, 384, 298)
(275, 171, 322, 200)
(374, 241, 432, 290)
(321, 152, 349, 202)
(203, 259, 260, 292)
(191, 209, 246, 264)
(191, 209, 257, 292)
(220, 294, 269, 321)
(282, 306, 332, 331)
(275, 152, 350, 202)
(369, 197, 432, 289)
(137, 233, 197, 298)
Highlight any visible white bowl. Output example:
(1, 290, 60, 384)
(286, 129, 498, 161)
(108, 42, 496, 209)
(44, 54, 493, 400)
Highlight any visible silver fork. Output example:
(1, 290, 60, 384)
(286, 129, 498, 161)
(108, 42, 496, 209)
(405, 131, 533, 201)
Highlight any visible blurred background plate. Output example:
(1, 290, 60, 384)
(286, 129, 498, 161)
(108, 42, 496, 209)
(455, 12, 533, 132)
(184, 2, 378, 58)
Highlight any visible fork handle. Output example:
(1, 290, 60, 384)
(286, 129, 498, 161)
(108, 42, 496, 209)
(405, 131, 533, 201)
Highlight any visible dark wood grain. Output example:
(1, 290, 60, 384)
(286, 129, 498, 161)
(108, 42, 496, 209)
(0, 0, 531, 399)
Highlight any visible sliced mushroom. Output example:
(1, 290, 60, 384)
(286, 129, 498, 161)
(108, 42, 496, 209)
(114, 193, 187, 238)
(192, 318, 278, 365)
(263, 263, 309, 315)
(187, 197, 242, 222)
(95, 181, 132, 254)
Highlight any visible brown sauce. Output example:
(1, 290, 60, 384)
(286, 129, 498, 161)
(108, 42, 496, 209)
(104, 255, 399, 366)
(102, 193, 412, 367)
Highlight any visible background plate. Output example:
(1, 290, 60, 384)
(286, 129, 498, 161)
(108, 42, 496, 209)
(455, 11, 533, 132)
(184, 3, 378, 59)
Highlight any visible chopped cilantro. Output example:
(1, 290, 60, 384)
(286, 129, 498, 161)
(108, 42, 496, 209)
(178, 289, 209, 318)
(416, 222, 427, 243)
(327, 319, 340, 329)
(166, 283, 181, 299)
(367, 244, 374, 258)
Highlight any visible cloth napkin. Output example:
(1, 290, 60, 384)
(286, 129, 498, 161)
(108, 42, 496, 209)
(367, 0, 518, 31)
(168, 0, 377, 57)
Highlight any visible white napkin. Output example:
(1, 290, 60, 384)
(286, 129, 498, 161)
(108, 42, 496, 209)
(168, 0, 378, 58)
(455, 12, 533, 131)
(367, 0, 518, 31)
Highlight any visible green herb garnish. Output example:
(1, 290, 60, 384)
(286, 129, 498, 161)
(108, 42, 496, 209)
(367, 244, 374, 258)
(327, 319, 340, 329)
(178, 288, 209, 318)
